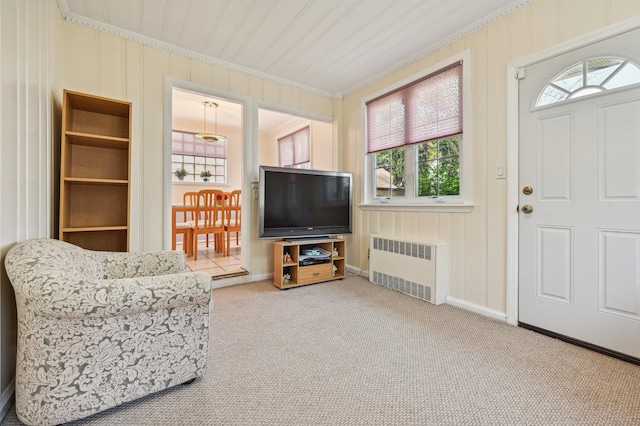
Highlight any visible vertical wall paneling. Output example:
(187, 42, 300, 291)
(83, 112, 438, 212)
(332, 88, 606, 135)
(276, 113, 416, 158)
(62, 23, 99, 94)
(213, 66, 231, 91)
(487, 16, 509, 311)
(0, 0, 58, 420)
(530, 0, 558, 53)
(127, 40, 144, 251)
(191, 61, 215, 88)
(99, 32, 127, 100)
(141, 47, 168, 250)
(465, 28, 489, 307)
(558, 0, 609, 42)
(610, 0, 640, 23)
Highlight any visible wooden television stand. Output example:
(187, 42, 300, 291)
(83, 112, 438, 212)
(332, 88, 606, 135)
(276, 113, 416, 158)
(273, 238, 346, 289)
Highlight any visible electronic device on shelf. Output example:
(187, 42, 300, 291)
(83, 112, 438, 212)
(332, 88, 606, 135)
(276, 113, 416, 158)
(298, 247, 331, 266)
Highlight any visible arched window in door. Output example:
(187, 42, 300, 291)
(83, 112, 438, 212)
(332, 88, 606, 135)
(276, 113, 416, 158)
(536, 56, 640, 107)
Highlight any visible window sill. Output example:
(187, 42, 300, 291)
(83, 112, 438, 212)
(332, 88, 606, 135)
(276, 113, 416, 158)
(359, 202, 474, 213)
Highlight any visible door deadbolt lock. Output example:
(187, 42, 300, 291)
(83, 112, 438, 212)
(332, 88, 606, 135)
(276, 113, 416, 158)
(522, 186, 533, 195)
(521, 205, 534, 214)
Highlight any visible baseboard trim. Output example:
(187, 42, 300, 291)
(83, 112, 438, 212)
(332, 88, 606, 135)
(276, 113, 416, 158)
(0, 380, 15, 424)
(445, 296, 507, 322)
(347, 265, 363, 276)
(359, 271, 508, 322)
(519, 322, 640, 366)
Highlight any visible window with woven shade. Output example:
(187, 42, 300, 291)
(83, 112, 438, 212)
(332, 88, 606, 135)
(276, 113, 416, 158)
(172, 130, 227, 183)
(364, 53, 471, 210)
(278, 126, 310, 169)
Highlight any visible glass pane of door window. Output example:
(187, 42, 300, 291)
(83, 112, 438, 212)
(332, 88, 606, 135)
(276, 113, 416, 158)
(536, 57, 640, 107)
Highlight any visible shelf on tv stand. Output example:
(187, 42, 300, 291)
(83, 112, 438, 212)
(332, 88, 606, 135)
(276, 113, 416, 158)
(273, 238, 346, 289)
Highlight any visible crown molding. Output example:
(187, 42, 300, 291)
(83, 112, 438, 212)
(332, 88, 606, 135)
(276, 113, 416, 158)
(56, 0, 337, 100)
(56, 0, 531, 99)
(341, 0, 533, 95)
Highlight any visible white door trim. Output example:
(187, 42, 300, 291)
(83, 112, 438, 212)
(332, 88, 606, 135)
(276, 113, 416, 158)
(506, 15, 640, 326)
(163, 77, 254, 284)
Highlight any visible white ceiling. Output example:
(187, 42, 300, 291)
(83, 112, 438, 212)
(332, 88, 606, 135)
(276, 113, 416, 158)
(58, 0, 531, 97)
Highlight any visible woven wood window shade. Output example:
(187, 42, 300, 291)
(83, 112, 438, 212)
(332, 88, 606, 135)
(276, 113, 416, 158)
(367, 63, 462, 154)
(279, 126, 310, 166)
(172, 131, 227, 159)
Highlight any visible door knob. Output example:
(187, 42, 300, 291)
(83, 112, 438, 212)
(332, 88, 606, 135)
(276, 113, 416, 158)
(521, 205, 534, 214)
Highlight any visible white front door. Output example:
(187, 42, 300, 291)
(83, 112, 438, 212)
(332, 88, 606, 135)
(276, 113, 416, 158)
(518, 28, 640, 359)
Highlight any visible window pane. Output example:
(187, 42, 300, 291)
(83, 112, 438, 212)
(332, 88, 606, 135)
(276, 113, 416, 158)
(436, 158, 460, 196)
(416, 137, 460, 197)
(553, 62, 583, 91)
(587, 58, 623, 85)
(375, 147, 405, 198)
(438, 136, 460, 159)
(604, 62, 640, 89)
(417, 160, 438, 197)
(537, 85, 569, 106)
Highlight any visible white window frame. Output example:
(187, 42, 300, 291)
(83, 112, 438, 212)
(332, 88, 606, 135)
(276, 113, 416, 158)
(361, 50, 473, 212)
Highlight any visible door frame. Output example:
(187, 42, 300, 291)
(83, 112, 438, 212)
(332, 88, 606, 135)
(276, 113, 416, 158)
(505, 16, 640, 325)
(163, 77, 253, 286)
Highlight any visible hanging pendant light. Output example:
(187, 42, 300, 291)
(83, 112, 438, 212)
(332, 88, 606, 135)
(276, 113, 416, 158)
(195, 101, 228, 143)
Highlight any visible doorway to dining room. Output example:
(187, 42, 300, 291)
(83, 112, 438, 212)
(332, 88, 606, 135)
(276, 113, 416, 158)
(171, 88, 245, 278)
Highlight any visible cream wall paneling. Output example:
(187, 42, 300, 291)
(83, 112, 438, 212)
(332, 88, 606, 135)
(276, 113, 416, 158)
(0, 0, 60, 421)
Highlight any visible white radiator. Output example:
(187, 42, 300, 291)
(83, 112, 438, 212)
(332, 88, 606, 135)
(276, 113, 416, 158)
(369, 234, 449, 305)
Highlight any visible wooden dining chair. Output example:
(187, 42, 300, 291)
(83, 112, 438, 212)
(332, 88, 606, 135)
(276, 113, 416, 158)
(192, 189, 226, 260)
(224, 190, 241, 256)
(173, 191, 199, 256)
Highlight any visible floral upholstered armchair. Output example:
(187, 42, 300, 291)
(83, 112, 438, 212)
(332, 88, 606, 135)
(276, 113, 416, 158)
(4, 238, 213, 426)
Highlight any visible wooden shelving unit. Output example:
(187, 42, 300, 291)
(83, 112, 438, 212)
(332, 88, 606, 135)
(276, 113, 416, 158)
(273, 238, 346, 289)
(59, 90, 132, 252)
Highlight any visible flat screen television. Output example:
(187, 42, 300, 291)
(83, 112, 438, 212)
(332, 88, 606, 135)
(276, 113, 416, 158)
(259, 166, 353, 239)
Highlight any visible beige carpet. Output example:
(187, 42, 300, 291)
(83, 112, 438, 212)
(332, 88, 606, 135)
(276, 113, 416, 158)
(3, 275, 640, 425)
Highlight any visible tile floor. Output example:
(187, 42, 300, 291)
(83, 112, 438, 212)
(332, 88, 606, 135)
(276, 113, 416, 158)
(178, 237, 245, 278)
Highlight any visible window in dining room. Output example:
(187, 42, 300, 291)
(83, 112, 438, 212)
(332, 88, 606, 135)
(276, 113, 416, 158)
(172, 130, 227, 183)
